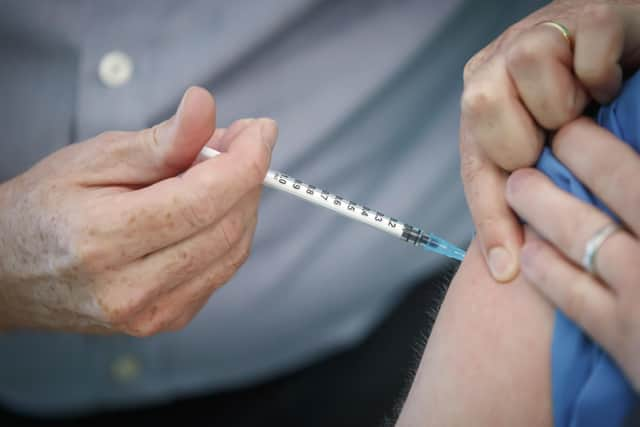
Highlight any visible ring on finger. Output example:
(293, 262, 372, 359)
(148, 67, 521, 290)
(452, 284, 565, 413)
(582, 222, 621, 278)
(537, 20, 573, 49)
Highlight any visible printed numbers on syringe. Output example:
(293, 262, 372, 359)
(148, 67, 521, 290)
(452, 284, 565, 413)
(271, 172, 403, 238)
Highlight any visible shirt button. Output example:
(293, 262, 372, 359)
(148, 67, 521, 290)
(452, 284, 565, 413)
(98, 51, 134, 88)
(110, 354, 141, 383)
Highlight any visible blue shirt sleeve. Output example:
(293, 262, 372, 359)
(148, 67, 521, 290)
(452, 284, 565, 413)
(536, 72, 640, 427)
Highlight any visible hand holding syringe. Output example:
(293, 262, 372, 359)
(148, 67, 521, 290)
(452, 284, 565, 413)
(197, 146, 466, 261)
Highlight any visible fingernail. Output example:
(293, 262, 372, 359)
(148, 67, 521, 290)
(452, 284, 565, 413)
(231, 118, 255, 131)
(213, 119, 254, 149)
(257, 118, 278, 150)
(227, 118, 255, 139)
(488, 246, 517, 282)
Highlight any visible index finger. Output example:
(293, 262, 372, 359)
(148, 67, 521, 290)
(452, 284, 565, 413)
(574, 4, 640, 103)
(506, 22, 588, 130)
(112, 118, 277, 259)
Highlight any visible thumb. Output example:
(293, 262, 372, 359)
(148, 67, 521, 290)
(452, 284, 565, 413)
(460, 127, 522, 283)
(84, 86, 216, 185)
(151, 86, 216, 177)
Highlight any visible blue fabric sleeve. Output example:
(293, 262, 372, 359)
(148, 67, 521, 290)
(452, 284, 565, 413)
(537, 72, 640, 427)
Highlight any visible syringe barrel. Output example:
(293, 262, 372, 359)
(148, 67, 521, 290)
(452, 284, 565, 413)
(264, 170, 406, 240)
(198, 146, 450, 252)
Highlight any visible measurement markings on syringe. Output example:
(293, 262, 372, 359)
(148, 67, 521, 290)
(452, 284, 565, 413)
(272, 172, 400, 231)
(198, 146, 465, 260)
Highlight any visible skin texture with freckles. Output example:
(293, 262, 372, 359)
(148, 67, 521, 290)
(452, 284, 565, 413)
(0, 87, 278, 336)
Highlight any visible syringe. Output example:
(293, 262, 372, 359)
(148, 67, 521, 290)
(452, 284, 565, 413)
(197, 146, 466, 262)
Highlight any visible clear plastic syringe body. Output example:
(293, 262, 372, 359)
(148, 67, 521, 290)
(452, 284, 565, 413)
(198, 147, 466, 261)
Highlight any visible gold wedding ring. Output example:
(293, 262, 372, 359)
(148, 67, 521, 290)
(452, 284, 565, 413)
(538, 20, 573, 48)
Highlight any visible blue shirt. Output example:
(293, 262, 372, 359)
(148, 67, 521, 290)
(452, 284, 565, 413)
(537, 72, 640, 426)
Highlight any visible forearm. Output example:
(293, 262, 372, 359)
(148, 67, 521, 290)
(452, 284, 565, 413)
(396, 239, 554, 426)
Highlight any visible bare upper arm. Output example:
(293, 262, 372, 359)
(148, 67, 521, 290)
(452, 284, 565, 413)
(396, 238, 554, 426)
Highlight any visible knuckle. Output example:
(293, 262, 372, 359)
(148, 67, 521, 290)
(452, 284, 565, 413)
(463, 53, 482, 83)
(235, 133, 271, 189)
(162, 248, 200, 282)
(217, 242, 251, 284)
(136, 126, 158, 149)
(203, 264, 235, 293)
(229, 232, 252, 272)
(220, 215, 247, 251)
(203, 269, 226, 291)
(233, 242, 252, 270)
(101, 295, 145, 325)
(505, 35, 542, 71)
(127, 320, 163, 337)
(70, 237, 108, 273)
(136, 125, 173, 168)
(462, 44, 493, 84)
(67, 207, 126, 273)
(180, 196, 213, 229)
(225, 244, 250, 276)
(96, 279, 149, 325)
(460, 83, 498, 117)
(185, 284, 208, 305)
(124, 311, 170, 337)
(247, 159, 266, 186)
(244, 148, 270, 186)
